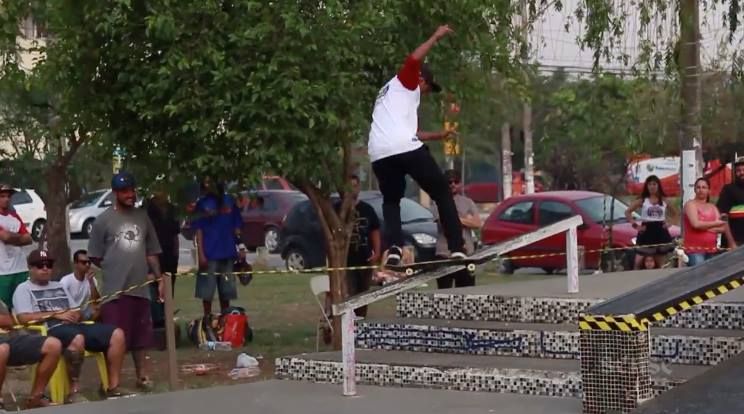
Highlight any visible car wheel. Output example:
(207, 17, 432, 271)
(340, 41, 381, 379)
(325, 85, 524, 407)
(600, 249, 629, 273)
(500, 258, 515, 274)
(82, 219, 95, 238)
(542, 267, 556, 275)
(31, 219, 45, 242)
(285, 247, 308, 271)
(264, 227, 280, 253)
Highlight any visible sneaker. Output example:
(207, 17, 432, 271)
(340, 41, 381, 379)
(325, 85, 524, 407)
(450, 251, 467, 260)
(100, 386, 135, 400)
(385, 246, 403, 266)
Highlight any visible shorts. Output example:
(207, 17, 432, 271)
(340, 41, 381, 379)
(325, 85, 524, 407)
(0, 272, 28, 309)
(0, 335, 47, 366)
(100, 295, 153, 350)
(195, 259, 237, 301)
(48, 323, 115, 353)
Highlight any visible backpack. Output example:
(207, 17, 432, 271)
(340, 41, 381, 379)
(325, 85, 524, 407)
(187, 314, 222, 347)
(187, 309, 254, 348)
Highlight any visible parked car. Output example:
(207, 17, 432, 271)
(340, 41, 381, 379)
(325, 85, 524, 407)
(239, 190, 307, 252)
(68, 189, 113, 237)
(279, 191, 438, 271)
(481, 191, 681, 273)
(10, 189, 46, 241)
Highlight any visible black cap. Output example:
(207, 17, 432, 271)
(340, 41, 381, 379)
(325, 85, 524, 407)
(111, 171, 136, 191)
(444, 169, 461, 183)
(0, 183, 16, 194)
(421, 63, 441, 93)
(27, 249, 54, 267)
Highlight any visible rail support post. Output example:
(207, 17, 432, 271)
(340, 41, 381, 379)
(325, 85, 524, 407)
(341, 311, 356, 396)
(567, 225, 579, 294)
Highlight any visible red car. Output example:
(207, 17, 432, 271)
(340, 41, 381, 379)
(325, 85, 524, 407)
(481, 191, 681, 273)
(239, 190, 307, 253)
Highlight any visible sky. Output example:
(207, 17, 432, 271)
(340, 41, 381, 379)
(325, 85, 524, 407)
(529, 1, 744, 74)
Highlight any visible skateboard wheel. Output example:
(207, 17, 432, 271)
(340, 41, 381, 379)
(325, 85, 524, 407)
(405, 268, 414, 276)
(467, 263, 476, 272)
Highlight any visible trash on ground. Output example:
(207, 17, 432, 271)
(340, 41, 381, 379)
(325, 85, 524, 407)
(236, 353, 260, 368)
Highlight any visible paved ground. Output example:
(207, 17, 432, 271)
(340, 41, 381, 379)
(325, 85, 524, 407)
(28, 380, 582, 414)
(440, 268, 744, 302)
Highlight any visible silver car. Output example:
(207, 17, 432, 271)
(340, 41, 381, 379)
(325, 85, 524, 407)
(68, 190, 113, 237)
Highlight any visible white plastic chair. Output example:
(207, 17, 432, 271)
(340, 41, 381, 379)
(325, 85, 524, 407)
(310, 274, 332, 351)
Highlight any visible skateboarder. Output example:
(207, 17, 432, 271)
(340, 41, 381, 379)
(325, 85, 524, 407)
(368, 24, 466, 266)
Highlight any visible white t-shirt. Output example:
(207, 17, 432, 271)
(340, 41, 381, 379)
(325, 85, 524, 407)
(60, 273, 98, 318)
(0, 211, 29, 276)
(640, 198, 667, 222)
(367, 76, 424, 162)
(13, 280, 72, 329)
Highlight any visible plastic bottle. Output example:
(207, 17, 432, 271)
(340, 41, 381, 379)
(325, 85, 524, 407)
(228, 367, 261, 379)
(198, 341, 232, 351)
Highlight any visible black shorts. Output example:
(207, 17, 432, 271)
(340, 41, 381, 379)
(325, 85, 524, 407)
(48, 323, 115, 353)
(0, 335, 47, 366)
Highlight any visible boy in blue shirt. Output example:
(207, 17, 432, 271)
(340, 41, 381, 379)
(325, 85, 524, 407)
(193, 178, 244, 316)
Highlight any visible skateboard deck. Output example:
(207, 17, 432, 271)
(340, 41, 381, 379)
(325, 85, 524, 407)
(383, 244, 503, 277)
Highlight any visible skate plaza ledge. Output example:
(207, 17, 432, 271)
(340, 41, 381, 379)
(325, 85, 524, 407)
(578, 246, 744, 413)
(331, 215, 584, 397)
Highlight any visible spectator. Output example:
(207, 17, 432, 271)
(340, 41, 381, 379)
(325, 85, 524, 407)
(625, 175, 675, 269)
(717, 157, 744, 247)
(146, 190, 180, 328)
(60, 250, 100, 321)
(335, 175, 381, 318)
(639, 255, 657, 270)
(0, 297, 61, 409)
(0, 184, 33, 308)
(13, 249, 128, 401)
(193, 177, 244, 317)
(683, 177, 736, 266)
(432, 170, 481, 289)
(88, 172, 164, 392)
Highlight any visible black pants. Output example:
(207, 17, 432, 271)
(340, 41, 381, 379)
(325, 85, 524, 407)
(372, 145, 464, 253)
(347, 266, 372, 317)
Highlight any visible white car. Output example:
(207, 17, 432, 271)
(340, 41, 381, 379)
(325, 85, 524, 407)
(11, 189, 46, 241)
(68, 189, 114, 237)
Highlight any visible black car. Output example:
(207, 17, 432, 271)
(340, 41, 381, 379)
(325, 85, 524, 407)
(279, 191, 438, 270)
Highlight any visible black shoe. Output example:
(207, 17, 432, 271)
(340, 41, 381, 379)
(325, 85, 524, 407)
(385, 246, 404, 266)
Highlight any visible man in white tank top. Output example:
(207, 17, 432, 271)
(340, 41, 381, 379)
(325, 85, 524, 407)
(368, 25, 466, 266)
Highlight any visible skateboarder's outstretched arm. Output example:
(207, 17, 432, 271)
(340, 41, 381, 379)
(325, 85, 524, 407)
(397, 25, 454, 91)
(412, 25, 453, 62)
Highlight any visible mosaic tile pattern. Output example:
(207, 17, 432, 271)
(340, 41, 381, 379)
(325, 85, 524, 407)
(355, 321, 744, 366)
(275, 356, 683, 400)
(396, 292, 744, 330)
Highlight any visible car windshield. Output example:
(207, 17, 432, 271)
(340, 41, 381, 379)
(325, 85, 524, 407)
(365, 197, 433, 224)
(576, 195, 638, 224)
(70, 191, 106, 208)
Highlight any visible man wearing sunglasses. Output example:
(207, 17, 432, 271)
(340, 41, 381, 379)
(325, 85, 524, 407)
(60, 250, 101, 321)
(431, 170, 481, 289)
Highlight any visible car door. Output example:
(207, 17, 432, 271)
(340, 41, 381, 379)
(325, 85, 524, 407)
(487, 200, 540, 267)
(535, 200, 578, 269)
(10, 190, 36, 228)
(240, 196, 265, 250)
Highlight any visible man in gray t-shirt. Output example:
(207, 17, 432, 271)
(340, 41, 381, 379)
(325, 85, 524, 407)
(88, 172, 163, 392)
(430, 170, 482, 289)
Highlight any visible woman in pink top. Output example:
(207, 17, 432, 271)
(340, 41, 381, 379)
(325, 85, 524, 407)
(683, 178, 736, 266)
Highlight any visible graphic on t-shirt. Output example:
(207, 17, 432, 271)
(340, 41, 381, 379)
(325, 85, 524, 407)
(114, 223, 143, 252)
(31, 287, 70, 312)
(646, 205, 665, 219)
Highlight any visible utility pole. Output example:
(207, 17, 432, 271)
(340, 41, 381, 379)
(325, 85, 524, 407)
(521, 0, 535, 194)
(679, 0, 703, 182)
(501, 123, 512, 200)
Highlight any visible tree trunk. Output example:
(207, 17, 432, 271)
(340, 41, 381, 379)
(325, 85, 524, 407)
(44, 164, 72, 278)
(679, 0, 703, 177)
(501, 123, 512, 199)
(326, 236, 347, 349)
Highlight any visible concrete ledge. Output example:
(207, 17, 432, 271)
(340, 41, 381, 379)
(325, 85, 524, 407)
(356, 319, 744, 366)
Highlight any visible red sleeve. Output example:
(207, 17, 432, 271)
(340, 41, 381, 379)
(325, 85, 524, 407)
(10, 212, 28, 234)
(396, 55, 421, 91)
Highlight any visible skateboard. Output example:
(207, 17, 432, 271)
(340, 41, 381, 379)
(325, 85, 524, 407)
(385, 245, 502, 277)
(373, 248, 416, 285)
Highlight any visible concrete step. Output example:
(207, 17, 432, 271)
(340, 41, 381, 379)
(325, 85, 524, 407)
(356, 318, 744, 366)
(275, 349, 708, 399)
(396, 291, 744, 330)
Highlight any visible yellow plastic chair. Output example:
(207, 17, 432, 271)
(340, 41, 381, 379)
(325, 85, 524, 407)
(24, 321, 108, 404)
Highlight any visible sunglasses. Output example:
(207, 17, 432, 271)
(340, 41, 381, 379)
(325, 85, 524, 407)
(32, 262, 54, 269)
(77, 260, 91, 266)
